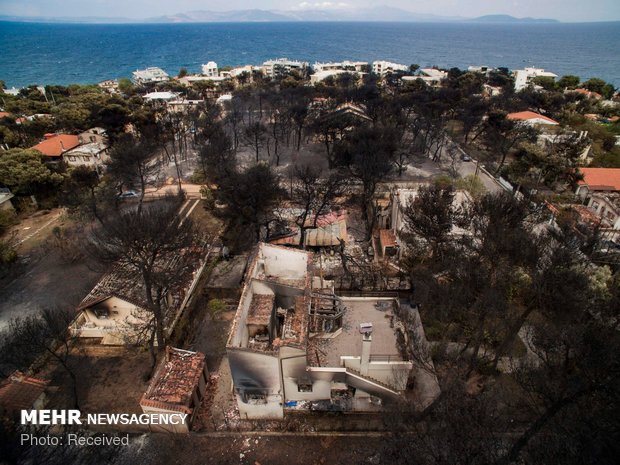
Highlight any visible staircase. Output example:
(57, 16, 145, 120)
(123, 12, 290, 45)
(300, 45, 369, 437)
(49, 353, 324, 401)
(345, 368, 399, 396)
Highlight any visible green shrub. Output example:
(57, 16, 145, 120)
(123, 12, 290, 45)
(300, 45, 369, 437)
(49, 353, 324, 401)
(207, 298, 227, 320)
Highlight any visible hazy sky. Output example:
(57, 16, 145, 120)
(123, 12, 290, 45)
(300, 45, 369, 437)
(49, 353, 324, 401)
(2, 0, 619, 22)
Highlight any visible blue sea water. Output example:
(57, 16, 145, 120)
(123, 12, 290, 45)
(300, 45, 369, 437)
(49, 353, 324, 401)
(0, 21, 619, 88)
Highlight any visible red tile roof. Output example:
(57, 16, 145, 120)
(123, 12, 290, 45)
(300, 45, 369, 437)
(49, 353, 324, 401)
(140, 347, 207, 414)
(572, 88, 603, 99)
(507, 111, 559, 125)
(0, 111, 11, 119)
(0, 371, 49, 413)
(379, 229, 398, 248)
(32, 134, 80, 157)
(578, 168, 620, 192)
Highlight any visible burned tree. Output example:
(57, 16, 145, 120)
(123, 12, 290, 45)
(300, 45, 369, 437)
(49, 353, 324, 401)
(106, 134, 161, 212)
(293, 165, 349, 247)
(87, 197, 208, 373)
(347, 126, 397, 237)
(0, 307, 81, 409)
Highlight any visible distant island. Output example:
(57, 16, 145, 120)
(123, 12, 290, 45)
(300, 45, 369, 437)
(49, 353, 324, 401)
(467, 15, 559, 24)
(0, 8, 560, 24)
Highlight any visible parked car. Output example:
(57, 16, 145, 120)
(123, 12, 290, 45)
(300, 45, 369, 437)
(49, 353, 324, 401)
(118, 190, 140, 200)
(460, 153, 472, 162)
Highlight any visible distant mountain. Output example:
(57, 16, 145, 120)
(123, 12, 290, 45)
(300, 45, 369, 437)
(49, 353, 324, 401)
(0, 9, 559, 25)
(278, 7, 464, 22)
(146, 9, 293, 23)
(468, 14, 560, 24)
(0, 14, 135, 23)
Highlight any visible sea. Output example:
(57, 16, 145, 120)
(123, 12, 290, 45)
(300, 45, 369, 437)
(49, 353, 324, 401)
(1, 20, 619, 88)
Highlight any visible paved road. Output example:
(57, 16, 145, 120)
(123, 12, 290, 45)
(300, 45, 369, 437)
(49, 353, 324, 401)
(445, 141, 503, 194)
(144, 183, 203, 199)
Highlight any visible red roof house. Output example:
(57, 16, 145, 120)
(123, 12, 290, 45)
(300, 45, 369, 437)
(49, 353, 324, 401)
(140, 347, 208, 433)
(577, 168, 620, 192)
(507, 111, 559, 125)
(0, 371, 49, 417)
(31, 134, 80, 158)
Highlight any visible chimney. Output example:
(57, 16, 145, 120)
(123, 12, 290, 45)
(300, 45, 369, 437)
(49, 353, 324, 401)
(59, 140, 65, 151)
(359, 323, 373, 376)
(361, 333, 372, 376)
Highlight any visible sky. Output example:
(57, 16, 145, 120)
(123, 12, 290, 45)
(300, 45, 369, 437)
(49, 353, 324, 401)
(1, 0, 619, 22)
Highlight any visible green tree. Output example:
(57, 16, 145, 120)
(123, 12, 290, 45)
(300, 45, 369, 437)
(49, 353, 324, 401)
(0, 148, 64, 196)
(557, 75, 580, 89)
(583, 78, 615, 99)
(531, 76, 558, 92)
(217, 164, 283, 251)
(117, 78, 135, 96)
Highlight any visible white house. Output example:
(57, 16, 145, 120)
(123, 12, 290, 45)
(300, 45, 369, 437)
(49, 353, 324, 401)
(0, 188, 15, 214)
(310, 69, 363, 85)
(313, 61, 368, 73)
(201, 61, 218, 77)
(402, 68, 447, 87)
(537, 130, 591, 162)
(587, 193, 620, 229)
(261, 58, 308, 78)
(143, 91, 179, 102)
(71, 251, 208, 345)
(226, 65, 258, 78)
(227, 243, 418, 420)
(132, 67, 170, 85)
(513, 67, 557, 91)
(377, 187, 472, 257)
(63, 142, 110, 173)
(372, 60, 409, 76)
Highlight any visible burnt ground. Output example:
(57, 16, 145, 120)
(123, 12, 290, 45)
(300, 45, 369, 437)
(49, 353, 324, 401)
(115, 433, 387, 465)
(39, 346, 151, 418)
(0, 230, 104, 330)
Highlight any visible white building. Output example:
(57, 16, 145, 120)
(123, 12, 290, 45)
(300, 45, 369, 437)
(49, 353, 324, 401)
(201, 61, 218, 77)
(513, 67, 557, 91)
(98, 79, 119, 94)
(71, 251, 208, 345)
(402, 68, 447, 87)
(587, 193, 620, 230)
(132, 67, 170, 85)
(227, 243, 421, 420)
(178, 75, 229, 87)
(64, 142, 110, 173)
(226, 65, 258, 78)
(262, 58, 308, 78)
(377, 187, 472, 257)
(143, 91, 179, 102)
(507, 111, 559, 126)
(313, 61, 368, 73)
(372, 61, 409, 76)
(537, 130, 591, 162)
(310, 69, 363, 85)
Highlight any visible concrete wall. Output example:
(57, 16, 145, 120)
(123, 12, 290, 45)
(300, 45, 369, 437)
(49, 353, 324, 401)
(228, 349, 283, 420)
(139, 405, 189, 433)
(280, 346, 332, 402)
(261, 245, 307, 279)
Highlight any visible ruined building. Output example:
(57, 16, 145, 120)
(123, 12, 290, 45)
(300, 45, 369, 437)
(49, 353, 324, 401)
(226, 243, 414, 420)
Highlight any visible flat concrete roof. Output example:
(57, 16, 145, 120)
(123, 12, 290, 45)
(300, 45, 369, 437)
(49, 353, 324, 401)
(316, 297, 402, 367)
